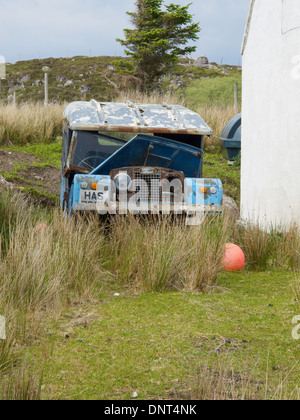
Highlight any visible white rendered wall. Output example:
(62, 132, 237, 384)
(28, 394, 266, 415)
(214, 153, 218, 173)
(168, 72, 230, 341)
(241, 0, 300, 228)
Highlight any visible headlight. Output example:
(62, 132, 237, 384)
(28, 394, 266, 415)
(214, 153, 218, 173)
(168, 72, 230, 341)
(81, 182, 88, 190)
(114, 173, 131, 192)
(210, 187, 217, 194)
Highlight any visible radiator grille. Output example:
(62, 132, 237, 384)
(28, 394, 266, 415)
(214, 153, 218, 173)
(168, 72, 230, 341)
(134, 170, 162, 203)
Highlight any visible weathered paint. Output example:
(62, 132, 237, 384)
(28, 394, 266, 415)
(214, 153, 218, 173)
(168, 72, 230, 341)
(64, 100, 213, 136)
(61, 101, 223, 216)
(184, 178, 223, 207)
(72, 175, 111, 210)
(71, 175, 223, 213)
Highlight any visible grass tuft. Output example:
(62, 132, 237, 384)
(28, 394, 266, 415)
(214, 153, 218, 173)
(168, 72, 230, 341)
(0, 103, 64, 146)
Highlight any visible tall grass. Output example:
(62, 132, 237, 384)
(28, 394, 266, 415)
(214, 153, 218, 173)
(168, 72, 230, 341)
(228, 222, 300, 272)
(1, 191, 300, 398)
(0, 191, 110, 398)
(105, 214, 229, 292)
(0, 98, 236, 154)
(178, 360, 300, 400)
(0, 103, 64, 146)
(0, 369, 43, 401)
(199, 105, 237, 152)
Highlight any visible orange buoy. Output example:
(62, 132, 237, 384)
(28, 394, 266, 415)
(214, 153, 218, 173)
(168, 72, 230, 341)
(223, 243, 245, 272)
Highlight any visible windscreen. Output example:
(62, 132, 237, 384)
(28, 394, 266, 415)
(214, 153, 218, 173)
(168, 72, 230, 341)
(91, 134, 203, 178)
(72, 132, 126, 171)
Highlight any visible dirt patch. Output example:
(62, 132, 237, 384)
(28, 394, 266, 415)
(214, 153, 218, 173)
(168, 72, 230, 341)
(0, 148, 36, 169)
(16, 166, 61, 196)
(0, 148, 61, 203)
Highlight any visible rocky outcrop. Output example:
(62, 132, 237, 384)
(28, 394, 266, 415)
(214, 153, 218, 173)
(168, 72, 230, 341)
(56, 75, 67, 82)
(64, 80, 74, 87)
(79, 85, 90, 94)
(195, 56, 209, 68)
(223, 194, 240, 218)
(8, 83, 25, 93)
(17, 74, 30, 83)
(221, 68, 230, 75)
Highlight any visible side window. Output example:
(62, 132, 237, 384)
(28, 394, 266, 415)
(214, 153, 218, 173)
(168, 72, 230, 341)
(282, 0, 300, 34)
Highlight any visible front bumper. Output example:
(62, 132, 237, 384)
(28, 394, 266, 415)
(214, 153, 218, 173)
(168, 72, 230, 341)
(71, 174, 223, 215)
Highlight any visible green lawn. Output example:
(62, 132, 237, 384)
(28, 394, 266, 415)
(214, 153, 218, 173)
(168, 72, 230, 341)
(3, 140, 62, 169)
(27, 271, 299, 400)
(203, 153, 240, 203)
(186, 75, 242, 108)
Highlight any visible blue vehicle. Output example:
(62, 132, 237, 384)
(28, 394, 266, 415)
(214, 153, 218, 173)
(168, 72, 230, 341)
(61, 100, 223, 217)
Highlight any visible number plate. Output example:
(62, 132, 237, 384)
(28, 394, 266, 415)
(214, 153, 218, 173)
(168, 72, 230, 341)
(80, 190, 109, 204)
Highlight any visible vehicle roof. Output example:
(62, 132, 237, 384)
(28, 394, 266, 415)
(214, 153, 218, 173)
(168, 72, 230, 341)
(64, 100, 213, 136)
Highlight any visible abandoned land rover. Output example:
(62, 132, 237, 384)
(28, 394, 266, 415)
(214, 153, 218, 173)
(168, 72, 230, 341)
(60, 100, 223, 217)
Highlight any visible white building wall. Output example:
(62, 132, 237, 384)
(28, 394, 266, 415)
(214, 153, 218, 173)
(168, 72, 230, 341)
(241, 0, 300, 228)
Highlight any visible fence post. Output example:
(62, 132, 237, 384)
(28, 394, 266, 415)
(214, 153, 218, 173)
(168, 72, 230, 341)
(234, 82, 239, 111)
(44, 72, 48, 106)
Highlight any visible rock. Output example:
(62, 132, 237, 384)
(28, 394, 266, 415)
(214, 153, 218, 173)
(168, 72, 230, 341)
(17, 74, 30, 83)
(171, 76, 182, 86)
(223, 194, 240, 218)
(32, 80, 40, 87)
(64, 80, 73, 87)
(42, 66, 51, 72)
(195, 56, 209, 68)
(79, 85, 90, 94)
(8, 84, 25, 93)
(131, 392, 138, 399)
(107, 65, 116, 71)
(221, 68, 230, 75)
(56, 75, 67, 82)
(0, 175, 15, 191)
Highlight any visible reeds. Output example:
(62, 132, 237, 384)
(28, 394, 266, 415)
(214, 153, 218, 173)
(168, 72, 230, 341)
(0, 103, 64, 146)
(105, 214, 229, 292)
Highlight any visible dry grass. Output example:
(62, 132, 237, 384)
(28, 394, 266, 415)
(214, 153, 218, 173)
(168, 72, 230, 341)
(1, 191, 300, 399)
(117, 90, 185, 106)
(0, 191, 110, 397)
(221, 218, 300, 272)
(0, 103, 64, 146)
(105, 214, 229, 293)
(0, 194, 108, 311)
(0, 191, 232, 398)
(235, 223, 276, 272)
(199, 105, 238, 152)
(177, 360, 300, 401)
(0, 369, 42, 401)
(0, 97, 235, 154)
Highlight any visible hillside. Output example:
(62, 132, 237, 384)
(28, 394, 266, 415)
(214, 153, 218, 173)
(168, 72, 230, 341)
(0, 56, 242, 107)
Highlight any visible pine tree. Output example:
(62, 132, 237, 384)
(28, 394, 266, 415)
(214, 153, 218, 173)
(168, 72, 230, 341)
(116, 0, 200, 92)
